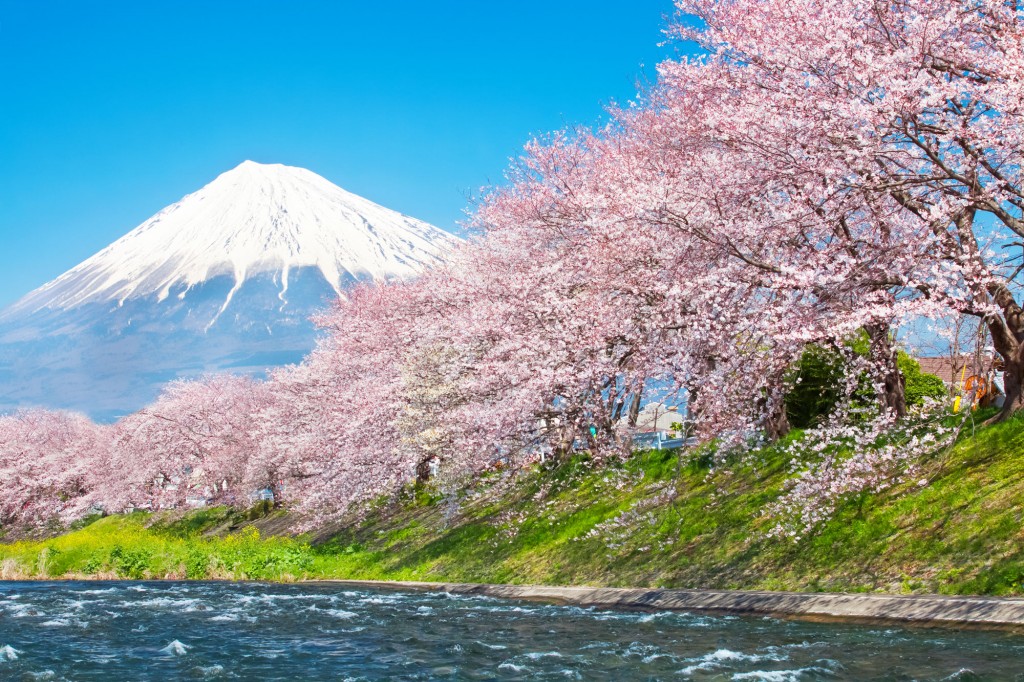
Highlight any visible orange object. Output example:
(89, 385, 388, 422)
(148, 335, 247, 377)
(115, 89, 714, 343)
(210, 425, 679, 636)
(963, 374, 989, 407)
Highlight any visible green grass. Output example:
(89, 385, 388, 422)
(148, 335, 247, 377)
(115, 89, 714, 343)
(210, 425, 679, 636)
(3, 411, 1024, 594)
(0, 512, 316, 581)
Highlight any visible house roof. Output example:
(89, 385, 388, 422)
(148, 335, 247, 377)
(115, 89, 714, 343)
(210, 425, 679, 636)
(915, 355, 999, 385)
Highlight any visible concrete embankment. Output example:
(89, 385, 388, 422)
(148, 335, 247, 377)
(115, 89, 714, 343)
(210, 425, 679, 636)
(328, 580, 1024, 629)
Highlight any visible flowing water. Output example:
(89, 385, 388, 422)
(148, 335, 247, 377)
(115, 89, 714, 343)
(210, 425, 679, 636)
(0, 581, 1023, 680)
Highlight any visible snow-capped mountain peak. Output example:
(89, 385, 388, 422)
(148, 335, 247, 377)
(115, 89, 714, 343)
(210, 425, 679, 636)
(0, 161, 459, 420)
(6, 160, 458, 320)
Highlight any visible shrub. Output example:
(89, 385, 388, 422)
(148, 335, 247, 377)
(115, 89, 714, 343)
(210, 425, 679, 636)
(785, 344, 946, 428)
(898, 352, 948, 407)
(109, 544, 151, 579)
(784, 344, 847, 428)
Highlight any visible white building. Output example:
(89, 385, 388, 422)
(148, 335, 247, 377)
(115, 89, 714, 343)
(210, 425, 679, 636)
(633, 403, 687, 434)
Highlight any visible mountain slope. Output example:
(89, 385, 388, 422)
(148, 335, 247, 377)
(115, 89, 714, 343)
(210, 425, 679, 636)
(0, 161, 459, 420)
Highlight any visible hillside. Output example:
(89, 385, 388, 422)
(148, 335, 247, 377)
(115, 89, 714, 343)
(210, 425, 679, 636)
(2, 411, 1023, 595)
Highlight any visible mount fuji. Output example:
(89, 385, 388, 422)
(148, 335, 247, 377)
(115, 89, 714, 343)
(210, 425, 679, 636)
(0, 161, 460, 421)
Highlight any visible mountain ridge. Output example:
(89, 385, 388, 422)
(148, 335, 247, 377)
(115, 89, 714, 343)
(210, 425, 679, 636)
(0, 161, 459, 420)
(4, 160, 458, 323)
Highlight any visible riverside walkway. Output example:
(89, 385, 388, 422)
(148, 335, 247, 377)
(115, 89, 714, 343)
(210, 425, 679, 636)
(328, 580, 1024, 629)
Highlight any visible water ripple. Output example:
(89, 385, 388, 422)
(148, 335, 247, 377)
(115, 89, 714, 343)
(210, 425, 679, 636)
(0, 581, 1019, 680)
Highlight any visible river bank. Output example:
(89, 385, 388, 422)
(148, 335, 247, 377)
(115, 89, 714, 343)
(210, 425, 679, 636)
(6, 572, 1024, 629)
(329, 580, 1024, 630)
(1, 413, 1023, 596)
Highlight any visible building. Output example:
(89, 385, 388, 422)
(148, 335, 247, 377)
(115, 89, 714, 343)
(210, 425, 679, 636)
(633, 403, 688, 434)
(915, 355, 1005, 407)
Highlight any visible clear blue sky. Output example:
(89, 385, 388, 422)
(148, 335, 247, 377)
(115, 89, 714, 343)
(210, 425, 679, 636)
(0, 0, 685, 309)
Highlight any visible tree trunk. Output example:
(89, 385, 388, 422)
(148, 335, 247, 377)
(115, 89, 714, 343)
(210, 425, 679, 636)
(982, 282, 1024, 423)
(550, 420, 576, 463)
(627, 392, 641, 427)
(755, 382, 790, 442)
(765, 397, 790, 440)
(415, 458, 432, 484)
(865, 322, 907, 418)
(986, 327, 1024, 423)
(996, 356, 1024, 420)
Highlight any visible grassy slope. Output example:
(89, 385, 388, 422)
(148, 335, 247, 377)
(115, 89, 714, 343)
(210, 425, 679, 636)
(2, 412, 1024, 594)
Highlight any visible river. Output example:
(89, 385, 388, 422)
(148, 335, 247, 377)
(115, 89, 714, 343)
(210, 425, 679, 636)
(0, 581, 1022, 680)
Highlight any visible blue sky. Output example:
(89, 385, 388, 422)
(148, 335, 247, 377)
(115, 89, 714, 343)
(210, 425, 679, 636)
(0, 0, 683, 309)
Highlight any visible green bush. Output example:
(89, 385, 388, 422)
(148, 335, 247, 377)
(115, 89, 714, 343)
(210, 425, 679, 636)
(785, 343, 947, 428)
(784, 344, 847, 428)
(109, 544, 152, 579)
(185, 549, 211, 579)
(898, 352, 948, 407)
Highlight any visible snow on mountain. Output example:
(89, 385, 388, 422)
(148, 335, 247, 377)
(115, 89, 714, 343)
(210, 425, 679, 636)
(0, 161, 460, 420)
(5, 160, 457, 321)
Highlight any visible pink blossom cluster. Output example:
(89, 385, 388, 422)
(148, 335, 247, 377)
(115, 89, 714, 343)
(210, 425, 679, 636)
(0, 410, 109, 527)
(768, 399, 959, 539)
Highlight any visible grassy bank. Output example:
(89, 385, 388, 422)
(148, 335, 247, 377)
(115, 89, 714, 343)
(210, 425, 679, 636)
(2, 412, 1024, 594)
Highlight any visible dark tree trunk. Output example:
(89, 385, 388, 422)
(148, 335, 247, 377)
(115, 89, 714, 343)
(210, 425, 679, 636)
(996, 355, 1024, 420)
(765, 398, 791, 441)
(756, 381, 789, 442)
(627, 392, 641, 427)
(415, 459, 432, 484)
(986, 326, 1024, 423)
(984, 282, 1024, 423)
(549, 420, 576, 463)
(865, 322, 907, 418)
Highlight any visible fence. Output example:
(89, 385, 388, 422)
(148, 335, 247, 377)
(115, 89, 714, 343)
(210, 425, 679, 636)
(632, 431, 697, 451)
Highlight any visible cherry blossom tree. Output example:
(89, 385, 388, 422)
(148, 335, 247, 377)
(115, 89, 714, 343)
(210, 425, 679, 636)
(108, 375, 264, 510)
(664, 0, 1024, 421)
(262, 282, 449, 520)
(0, 410, 110, 528)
